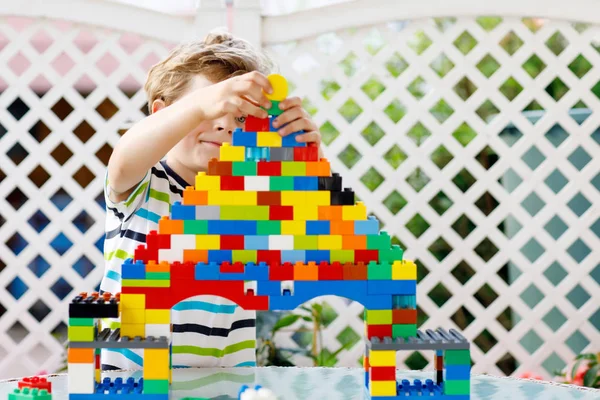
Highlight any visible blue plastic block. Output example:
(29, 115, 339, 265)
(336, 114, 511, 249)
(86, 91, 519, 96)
(269, 116, 276, 132)
(246, 147, 270, 162)
(219, 272, 246, 280)
(208, 250, 233, 264)
(244, 235, 269, 250)
(365, 371, 369, 388)
(397, 379, 444, 397)
(69, 377, 171, 400)
(367, 280, 416, 295)
(281, 250, 306, 263)
(354, 217, 379, 235)
(256, 280, 281, 296)
(70, 396, 168, 400)
(207, 220, 256, 235)
(294, 176, 318, 190)
(233, 128, 257, 147)
(195, 262, 220, 280)
(122, 259, 146, 279)
(281, 131, 306, 147)
(245, 262, 269, 281)
(305, 250, 330, 263)
(171, 201, 195, 220)
(306, 220, 330, 235)
(445, 364, 471, 380)
(437, 350, 443, 357)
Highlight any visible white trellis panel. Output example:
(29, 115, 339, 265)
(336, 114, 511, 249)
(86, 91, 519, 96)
(0, 0, 598, 381)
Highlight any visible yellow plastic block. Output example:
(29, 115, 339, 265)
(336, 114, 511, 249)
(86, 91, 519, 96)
(144, 349, 170, 379)
(369, 350, 396, 366)
(281, 220, 306, 235)
(370, 381, 397, 396)
(257, 131, 282, 147)
(318, 235, 342, 250)
(366, 310, 393, 324)
(196, 235, 221, 250)
(235, 190, 257, 205)
(195, 172, 220, 191)
(342, 202, 367, 220)
(293, 205, 318, 220)
(121, 323, 145, 337)
(281, 191, 307, 206)
(305, 191, 330, 206)
(121, 294, 145, 310)
(207, 190, 229, 205)
(122, 309, 145, 324)
(219, 143, 245, 161)
(265, 74, 288, 101)
(392, 260, 417, 280)
(145, 309, 170, 324)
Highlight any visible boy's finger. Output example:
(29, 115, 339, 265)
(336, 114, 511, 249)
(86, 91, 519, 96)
(240, 99, 269, 119)
(271, 107, 304, 128)
(241, 84, 272, 110)
(246, 71, 273, 94)
(279, 96, 302, 110)
(295, 130, 321, 145)
(277, 118, 313, 137)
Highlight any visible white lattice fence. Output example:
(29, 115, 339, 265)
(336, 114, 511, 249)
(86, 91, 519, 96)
(265, 17, 600, 377)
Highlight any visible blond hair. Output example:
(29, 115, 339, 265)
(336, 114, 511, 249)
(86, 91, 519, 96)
(144, 31, 274, 113)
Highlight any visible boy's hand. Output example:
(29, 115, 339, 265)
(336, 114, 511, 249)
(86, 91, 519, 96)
(198, 71, 273, 121)
(271, 97, 322, 146)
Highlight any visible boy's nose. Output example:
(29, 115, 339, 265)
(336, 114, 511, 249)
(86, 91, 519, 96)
(217, 126, 233, 135)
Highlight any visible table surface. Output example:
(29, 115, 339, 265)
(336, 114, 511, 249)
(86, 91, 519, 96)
(1, 367, 599, 400)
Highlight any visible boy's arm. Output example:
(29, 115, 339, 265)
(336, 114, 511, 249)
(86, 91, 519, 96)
(108, 72, 272, 202)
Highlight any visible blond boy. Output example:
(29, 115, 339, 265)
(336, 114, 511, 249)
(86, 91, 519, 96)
(101, 32, 322, 369)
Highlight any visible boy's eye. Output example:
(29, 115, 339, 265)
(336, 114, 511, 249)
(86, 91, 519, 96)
(236, 116, 247, 123)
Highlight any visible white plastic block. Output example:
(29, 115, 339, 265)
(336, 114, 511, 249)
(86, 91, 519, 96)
(268, 235, 294, 250)
(281, 280, 294, 295)
(68, 363, 95, 393)
(244, 176, 270, 191)
(169, 234, 196, 250)
(158, 248, 184, 263)
(145, 323, 171, 338)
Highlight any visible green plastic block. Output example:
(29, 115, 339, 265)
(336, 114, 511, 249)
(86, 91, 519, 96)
(9, 388, 51, 400)
(379, 245, 404, 263)
(366, 310, 392, 324)
(122, 279, 170, 288)
(392, 323, 417, 339)
(330, 250, 354, 263)
(294, 235, 319, 250)
(232, 250, 257, 264)
(143, 379, 170, 394)
(270, 176, 295, 191)
(367, 231, 392, 250)
(69, 318, 94, 326)
(367, 261, 392, 280)
(184, 220, 208, 234)
(257, 220, 281, 235)
(232, 161, 257, 176)
(68, 326, 95, 342)
(444, 380, 470, 395)
(445, 349, 471, 365)
(281, 161, 306, 176)
(146, 272, 170, 280)
(221, 206, 269, 220)
(267, 100, 282, 116)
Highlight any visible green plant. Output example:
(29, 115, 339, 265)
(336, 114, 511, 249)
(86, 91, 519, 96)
(554, 352, 600, 388)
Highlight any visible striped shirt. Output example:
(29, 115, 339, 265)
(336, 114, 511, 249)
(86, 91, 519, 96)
(100, 160, 256, 369)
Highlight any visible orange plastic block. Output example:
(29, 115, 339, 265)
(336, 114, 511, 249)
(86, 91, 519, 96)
(68, 348, 94, 363)
(364, 356, 370, 371)
(306, 159, 330, 176)
(293, 261, 318, 280)
(183, 250, 208, 263)
(342, 262, 367, 280)
(343, 235, 366, 250)
(331, 220, 354, 235)
(318, 206, 342, 220)
(159, 217, 183, 234)
(146, 260, 170, 272)
(183, 187, 208, 205)
(392, 309, 417, 324)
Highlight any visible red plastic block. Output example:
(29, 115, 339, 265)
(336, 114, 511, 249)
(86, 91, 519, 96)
(258, 250, 281, 265)
(367, 324, 392, 340)
(128, 281, 245, 308)
(221, 176, 245, 190)
(355, 250, 379, 264)
(257, 161, 281, 176)
(146, 231, 171, 250)
(220, 235, 244, 250)
(318, 261, 343, 280)
(269, 205, 293, 220)
(220, 261, 245, 273)
(269, 262, 294, 280)
(245, 115, 270, 131)
(258, 191, 281, 206)
(171, 261, 195, 280)
(208, 159, 233, 176)
(19, 377, 51, 392)
(370, 366, 396, 381)
(392, 309, 417, 324)
(238, 290, 269, 310)
(294, 146, 319, 162)
(342, 262, 367, 280)
(134, 244, 153, 263)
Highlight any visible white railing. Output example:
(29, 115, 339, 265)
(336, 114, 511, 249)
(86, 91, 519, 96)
(0, 0, 598, 380)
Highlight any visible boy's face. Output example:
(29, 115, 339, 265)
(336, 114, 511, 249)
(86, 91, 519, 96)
(166, 74, 246, 176)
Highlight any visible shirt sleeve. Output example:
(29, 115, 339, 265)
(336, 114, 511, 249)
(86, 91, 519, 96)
(104, 170, 151, 222)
